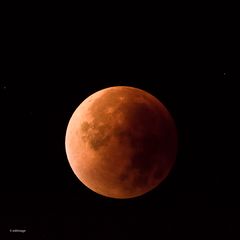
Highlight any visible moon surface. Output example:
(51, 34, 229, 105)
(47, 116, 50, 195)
(65, 86, 177, 199)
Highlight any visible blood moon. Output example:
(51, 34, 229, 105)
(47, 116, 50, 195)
(65, 86, 177, 199)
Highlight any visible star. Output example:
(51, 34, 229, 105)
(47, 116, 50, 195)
(0, 84, 7, 91)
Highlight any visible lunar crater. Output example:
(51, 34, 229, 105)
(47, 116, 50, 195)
(81, 118, 114, 151)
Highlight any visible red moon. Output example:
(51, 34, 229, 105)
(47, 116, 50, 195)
(65, 86, 177, 199)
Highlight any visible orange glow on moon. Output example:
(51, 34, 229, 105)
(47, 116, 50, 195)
(65, 86, 177, 199)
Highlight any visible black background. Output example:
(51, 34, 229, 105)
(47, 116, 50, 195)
(0, 17, 239, 238)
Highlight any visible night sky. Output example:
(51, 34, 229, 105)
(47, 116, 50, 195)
(1, 72, 239, 239)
